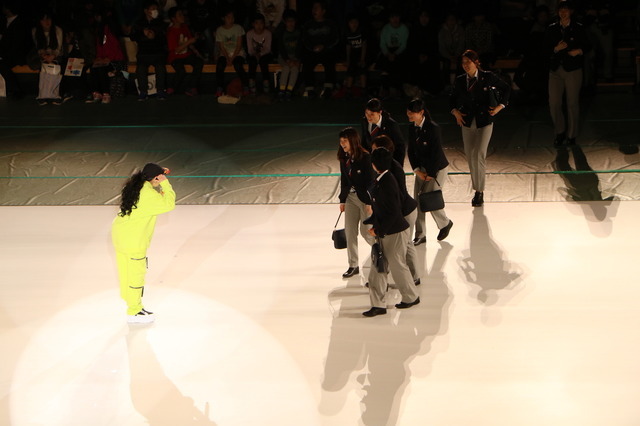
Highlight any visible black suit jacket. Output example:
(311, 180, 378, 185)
(545, 20, 590, 72)
(449, 69, 511, 128)
(0, 15, 32, 67)
(339, 153, 374, 204)
(364, 171, 409, 238)
(389, 159, 417, 217)
(407, 119, 449, 178)
(360, 112, 406, 165)
(131, 17, 167, 55)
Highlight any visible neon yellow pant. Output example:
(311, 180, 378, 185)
(116, 251, 148, 315)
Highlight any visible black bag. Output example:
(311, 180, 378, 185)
(109, 62, 127, 98)
(418, 178, 445, 212)
(331, 211, 347, 249)
(371, 238, 388, 273)
(488, 85, 500, 108)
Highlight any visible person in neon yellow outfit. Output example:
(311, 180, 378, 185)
(112, 163, 176, 323)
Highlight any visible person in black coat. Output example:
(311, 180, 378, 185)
(544, 0, 590, 147)
(360, 97, 406, 166)
(371, 135, 421, 286)
(362, 147, 420, 317)
(0, 1, 32, 98)
(131, 0, 168, 100)
(338, 127, 375, 279)
(407, 98, 453, 245)
(300, 1, 339, 99)
(450, 49, 510, 207)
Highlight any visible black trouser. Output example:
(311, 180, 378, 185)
(0, 59, 21, 96)
(247, 53, 272, 84)
(136, 53, 167, 93)
(171, 55, 204, 92)
(89, 65, 111, 94)
(216, 55, 248, 88)
(377, 53, 408, 90)
(302, 50, 336, 90)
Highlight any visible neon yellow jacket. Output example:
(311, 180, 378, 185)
(112, 179, 176, 253)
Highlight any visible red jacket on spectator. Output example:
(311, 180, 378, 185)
(96, 24, 125, 62)
(167, 25, 194, 63)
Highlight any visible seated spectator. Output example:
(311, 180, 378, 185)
(59, 29, 89, 103)
(246, 13, 273, 94)
(300, 1, 339, 99)
(0, 1, 32, 99)
(514, 5, 551, 103)
(86, 8, 126, 103)
(275, 9, 301, 100)
(215, 9, 249, 97)
(32, 11, 64, 106)
(464, 9, 498, 67)
(131, 0, 168, 101)
(408, 9, 442, 97)
(438, 12, 465, 88)
(377, 10, 409, 98)
(256, 0, 286, 33)
(496, 0, 532, 57)
(334, 14, 368, 99)
(187, 0, 216, 62)
(583, 3, 614, 90)
(166, 7, 204, 96)
(159, 0, 178, 24)
(217, 0, 250, 28)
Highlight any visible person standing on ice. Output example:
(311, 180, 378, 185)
(112, 163, 175, 324)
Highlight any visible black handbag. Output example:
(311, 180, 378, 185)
(331, 211, 347, 249)
(418, 178, 445, 212)
(488, 85, 500, 108)
(371, 237, 388, 273)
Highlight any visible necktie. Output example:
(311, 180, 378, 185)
(467, 77, 477, 91)
(370, 123, 379, 137)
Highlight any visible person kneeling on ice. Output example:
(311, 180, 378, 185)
(112, 163, 175, 323)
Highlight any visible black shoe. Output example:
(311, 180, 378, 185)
(471, 192, 484, 207)
(566, 137, 576, 146)
(395, 297, 420, 309)
(554, 133, 566, 147)
(320, 87, 333, 99)
(363, 307, 387, 317)
(342, 266, 359, 278)
(437, 220, 453, 241)
(414, 278, 421, 286)
(412, 236, 426, 246)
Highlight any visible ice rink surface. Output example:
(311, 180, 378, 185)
(1, 201, 639, 426)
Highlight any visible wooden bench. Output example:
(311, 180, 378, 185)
(11, 63, 349, 74)
(14, 59, 519, 75)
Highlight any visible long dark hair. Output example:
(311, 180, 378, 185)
(118, 171, 146, 216)
(34, 12, 59, 51)
(337, 127, 367, 162)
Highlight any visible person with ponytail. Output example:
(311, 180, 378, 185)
(112, 163, 175, 323)
(407, 98, 453, 244)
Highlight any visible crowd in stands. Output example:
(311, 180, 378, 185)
(0, 0, 632, 104)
